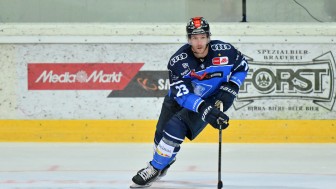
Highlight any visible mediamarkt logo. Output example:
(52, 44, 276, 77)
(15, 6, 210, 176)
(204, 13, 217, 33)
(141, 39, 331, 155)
(28, 63, 144, 90)
(236, 51, 336, 111)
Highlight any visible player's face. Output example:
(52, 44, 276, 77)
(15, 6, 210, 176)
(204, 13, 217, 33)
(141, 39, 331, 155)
(189, 34, 209, 57)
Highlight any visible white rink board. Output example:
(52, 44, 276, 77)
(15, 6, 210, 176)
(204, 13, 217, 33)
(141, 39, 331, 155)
(15, 43, 177, 120)
(0, 23, 335, 120)
(0, 41, 335, 120)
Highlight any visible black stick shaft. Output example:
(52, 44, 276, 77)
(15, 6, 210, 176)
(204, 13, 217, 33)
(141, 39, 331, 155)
(217, 127, 223, 189)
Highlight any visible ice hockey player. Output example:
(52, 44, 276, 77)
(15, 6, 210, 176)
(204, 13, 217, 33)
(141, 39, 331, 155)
(130, 16, 249, 188)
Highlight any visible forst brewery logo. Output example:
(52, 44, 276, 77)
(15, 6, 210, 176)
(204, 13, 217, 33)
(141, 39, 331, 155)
(236, 51, 336, 111)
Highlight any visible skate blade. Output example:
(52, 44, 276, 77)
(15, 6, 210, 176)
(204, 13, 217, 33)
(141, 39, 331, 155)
(129, 182, 152, 188)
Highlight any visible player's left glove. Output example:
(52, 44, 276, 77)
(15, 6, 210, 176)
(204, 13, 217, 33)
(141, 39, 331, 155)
(216, 82, 239, 112)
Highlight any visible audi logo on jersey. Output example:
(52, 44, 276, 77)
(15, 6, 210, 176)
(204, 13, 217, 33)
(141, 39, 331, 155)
(211, 44, 231, 51)
(170, 53, 188, 66)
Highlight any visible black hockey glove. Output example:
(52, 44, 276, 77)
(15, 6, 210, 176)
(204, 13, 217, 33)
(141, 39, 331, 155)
(198, 102, 229, 130)
(216, 82, 239, 112)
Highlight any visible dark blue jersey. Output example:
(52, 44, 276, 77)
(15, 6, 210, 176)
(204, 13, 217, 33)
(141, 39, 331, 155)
(168, 40, 249, 112)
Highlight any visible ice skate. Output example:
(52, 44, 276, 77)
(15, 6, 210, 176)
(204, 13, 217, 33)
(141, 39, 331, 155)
(130, 162, 160, 188)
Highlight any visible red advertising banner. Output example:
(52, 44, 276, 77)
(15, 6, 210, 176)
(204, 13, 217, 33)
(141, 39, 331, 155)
(28, 63, 144, 90)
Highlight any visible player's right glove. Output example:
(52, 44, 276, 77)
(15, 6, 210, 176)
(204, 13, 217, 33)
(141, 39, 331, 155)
(216, 82, 239, 112)
(198, 102, 229, 129)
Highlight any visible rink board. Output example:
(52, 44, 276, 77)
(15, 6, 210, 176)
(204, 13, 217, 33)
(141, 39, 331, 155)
(0, 120, 335, 143)
(1, 23, 335, 144)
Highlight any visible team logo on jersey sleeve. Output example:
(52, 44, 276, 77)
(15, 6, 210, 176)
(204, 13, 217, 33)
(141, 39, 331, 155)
(212, 57, 229, 65)
(170, 53, 188, 66)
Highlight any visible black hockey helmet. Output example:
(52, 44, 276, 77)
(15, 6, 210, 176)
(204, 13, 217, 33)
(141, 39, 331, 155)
(186, 17, 211, 38)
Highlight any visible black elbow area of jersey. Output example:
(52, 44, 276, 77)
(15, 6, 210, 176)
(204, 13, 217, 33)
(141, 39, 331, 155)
(197, 101, 206, 113)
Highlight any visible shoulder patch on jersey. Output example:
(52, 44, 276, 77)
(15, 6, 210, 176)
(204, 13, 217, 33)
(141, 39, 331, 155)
(170, 53, 188, 66)
(182, 63, 189, 69)
(212, 57, 229, 65)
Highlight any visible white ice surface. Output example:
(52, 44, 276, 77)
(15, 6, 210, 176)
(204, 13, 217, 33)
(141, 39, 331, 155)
(0, 143, 335, 189)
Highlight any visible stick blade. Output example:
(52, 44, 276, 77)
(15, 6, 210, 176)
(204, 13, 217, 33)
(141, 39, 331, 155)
(217, 180, 223, 189)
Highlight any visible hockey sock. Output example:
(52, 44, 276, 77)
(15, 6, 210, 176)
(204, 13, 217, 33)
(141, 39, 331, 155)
(151, 138, 178, 170)
(151, 116, 187, 170)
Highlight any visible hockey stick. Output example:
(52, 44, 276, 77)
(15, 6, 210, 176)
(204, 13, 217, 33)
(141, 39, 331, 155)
(217, 125, 223, 189)
(215, 101, 225, 189)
